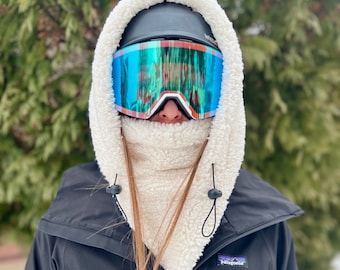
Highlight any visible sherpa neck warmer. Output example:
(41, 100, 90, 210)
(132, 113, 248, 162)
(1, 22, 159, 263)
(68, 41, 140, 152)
(121, 117, 212, 173)
(121, 117, 211, 269)
(89, 0, 245, 269)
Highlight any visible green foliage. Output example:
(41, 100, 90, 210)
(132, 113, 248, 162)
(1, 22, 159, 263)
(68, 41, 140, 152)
(231, 1, 340, 269)
(1, 0, 339, 269)
(0, 0, 115, 240)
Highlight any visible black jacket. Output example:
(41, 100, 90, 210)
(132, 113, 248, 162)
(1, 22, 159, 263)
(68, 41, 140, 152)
(25, 161, 303, 270)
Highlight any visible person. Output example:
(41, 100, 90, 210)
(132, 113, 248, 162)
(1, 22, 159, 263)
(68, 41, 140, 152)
(25, 0, 303, 269)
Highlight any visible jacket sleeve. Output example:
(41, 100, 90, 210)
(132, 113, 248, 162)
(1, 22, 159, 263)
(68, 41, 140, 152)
(25, 230, 58, 270)
(269, 221, 299, 270)
(251, 222, 299, 270)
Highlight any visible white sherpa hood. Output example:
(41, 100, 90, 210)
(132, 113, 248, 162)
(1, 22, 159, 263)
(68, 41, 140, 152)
(89, 0, 245, 269)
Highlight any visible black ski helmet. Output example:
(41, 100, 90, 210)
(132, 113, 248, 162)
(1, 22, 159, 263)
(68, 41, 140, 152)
(119, 2, 218, 49)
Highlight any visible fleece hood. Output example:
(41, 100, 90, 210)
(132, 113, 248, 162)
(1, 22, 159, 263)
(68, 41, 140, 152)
(89, 0, 245, 269)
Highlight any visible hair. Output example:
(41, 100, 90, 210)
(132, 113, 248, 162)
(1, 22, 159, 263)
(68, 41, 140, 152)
(122, 132, 208, 270)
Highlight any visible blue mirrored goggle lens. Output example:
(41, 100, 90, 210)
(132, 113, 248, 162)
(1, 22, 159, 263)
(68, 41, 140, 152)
(112, 40, 223, 119)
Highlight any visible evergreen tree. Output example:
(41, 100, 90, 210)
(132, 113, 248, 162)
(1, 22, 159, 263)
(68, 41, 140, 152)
(0, 0, 114, 236)
(221, 1, 340, 269)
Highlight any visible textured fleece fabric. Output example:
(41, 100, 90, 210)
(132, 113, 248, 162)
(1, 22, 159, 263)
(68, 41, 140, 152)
(121, 117, 213, 268)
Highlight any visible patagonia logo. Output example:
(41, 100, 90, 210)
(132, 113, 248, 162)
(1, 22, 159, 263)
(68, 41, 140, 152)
(217, 254, 248, 268)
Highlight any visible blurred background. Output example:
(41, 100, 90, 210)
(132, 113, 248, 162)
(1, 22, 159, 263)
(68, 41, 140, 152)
(0, 0, 339, 269)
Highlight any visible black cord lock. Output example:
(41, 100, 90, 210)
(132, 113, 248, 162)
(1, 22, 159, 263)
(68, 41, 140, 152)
(208, 188, 222, 200)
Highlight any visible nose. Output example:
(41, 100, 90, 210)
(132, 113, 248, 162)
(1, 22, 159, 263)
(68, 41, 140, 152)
(150, 100, 189, 124)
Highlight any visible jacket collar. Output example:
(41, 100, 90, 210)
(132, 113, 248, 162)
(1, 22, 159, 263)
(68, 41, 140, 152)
(39, 162, 303, 265)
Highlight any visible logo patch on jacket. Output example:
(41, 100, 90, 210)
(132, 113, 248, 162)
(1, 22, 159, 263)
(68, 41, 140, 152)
(217, 254, 248, 268)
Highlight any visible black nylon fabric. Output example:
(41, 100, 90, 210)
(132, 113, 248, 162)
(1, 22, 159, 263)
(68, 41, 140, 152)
(25, 161, 303, 270)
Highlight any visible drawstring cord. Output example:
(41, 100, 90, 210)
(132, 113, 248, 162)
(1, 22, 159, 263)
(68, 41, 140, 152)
(201, 163, 222, 238)
(106, 174, 128, 221)
(105, 142, 221, 238)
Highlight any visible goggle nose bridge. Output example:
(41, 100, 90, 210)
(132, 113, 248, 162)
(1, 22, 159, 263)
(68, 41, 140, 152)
(149, 94, 193, 119)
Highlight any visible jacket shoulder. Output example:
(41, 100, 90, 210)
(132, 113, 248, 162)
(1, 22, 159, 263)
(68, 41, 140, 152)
(225, 169, 303, 234)
(41, 161, 119, 231)
(38, 161, 132, 257)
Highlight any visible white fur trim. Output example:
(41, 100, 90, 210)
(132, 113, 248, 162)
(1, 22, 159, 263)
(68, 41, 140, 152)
(89, 0, 245, 269)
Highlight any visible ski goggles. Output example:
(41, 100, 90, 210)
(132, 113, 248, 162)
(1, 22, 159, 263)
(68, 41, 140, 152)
(112, 40, 223, 119)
